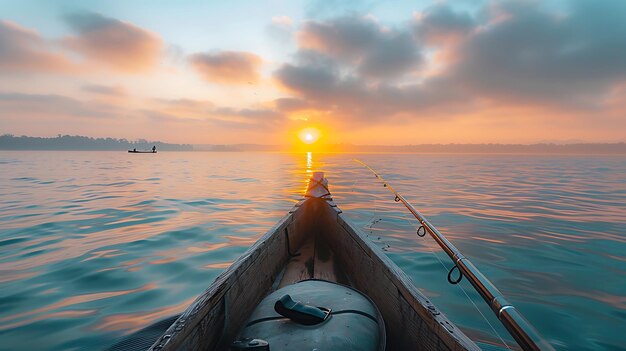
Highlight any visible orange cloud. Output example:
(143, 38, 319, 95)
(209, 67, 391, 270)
(189, 51, 262, 84)
(0, 20, 75, 73)
(1, 14, 163, 75)
(62, 12, 163, 72)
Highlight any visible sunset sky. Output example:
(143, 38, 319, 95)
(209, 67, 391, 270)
(1, 0, 625, 146)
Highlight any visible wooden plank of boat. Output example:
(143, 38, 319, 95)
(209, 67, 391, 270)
(128, 150, 157, 153)
(149, 172, 480, 351)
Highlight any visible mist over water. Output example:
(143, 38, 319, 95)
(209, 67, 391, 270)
(0, 151, 624, 351)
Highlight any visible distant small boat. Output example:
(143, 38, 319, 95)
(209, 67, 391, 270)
(128, 150, 157, 153)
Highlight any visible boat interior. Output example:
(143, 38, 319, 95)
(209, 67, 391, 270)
(149, 173, 478, 351)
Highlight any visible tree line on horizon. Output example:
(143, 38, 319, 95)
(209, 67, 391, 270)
(1, 134, 625, 153)
(0, 134, 192, 151)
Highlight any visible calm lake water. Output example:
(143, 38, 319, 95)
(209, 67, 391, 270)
(0, 151, 624, 351)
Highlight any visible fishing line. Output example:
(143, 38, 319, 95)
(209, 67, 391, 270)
(360, 162, 381, 238)
(344, 163, 375, 238)
(353, 159, 555, 351)
(395, 208, 512, 350)
(352, 161, 390, 249)
(392, 180, 511, 348)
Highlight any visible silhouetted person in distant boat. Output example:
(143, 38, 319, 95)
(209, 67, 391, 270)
(133, 148, 136, 152)
(152, 146, 156, 153)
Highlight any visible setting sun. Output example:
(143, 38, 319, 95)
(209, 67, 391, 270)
(298, 128, 321, 144)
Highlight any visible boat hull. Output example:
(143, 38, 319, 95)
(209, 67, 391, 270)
(149, 195, 479, 351)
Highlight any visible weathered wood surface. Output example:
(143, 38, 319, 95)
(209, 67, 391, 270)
(277, 237, 314, 288)
(149, 204, 309, 351)
(278, 228, 352, 287)
(317, 202, 480, 351)
(314, 231, 350, 285)
(150, 173, 479, 351)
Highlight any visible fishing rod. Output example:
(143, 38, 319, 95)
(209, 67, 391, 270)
(355, 159, 555, 351)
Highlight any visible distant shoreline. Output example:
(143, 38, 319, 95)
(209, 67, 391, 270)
(0, 134, 192, 151)
(3, 150, 625, 156)
(1, 134, 625, 154)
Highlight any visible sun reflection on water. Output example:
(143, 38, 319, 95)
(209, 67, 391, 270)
(1, 152, 625, 350)
(306, 152, 313, 173)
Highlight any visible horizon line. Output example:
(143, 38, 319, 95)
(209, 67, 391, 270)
(2, 133, 625, 146)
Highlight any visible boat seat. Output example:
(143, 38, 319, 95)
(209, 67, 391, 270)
(232, 279, 385, 351)
(277, 234, 350, 288)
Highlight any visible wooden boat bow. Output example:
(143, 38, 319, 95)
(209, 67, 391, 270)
(149, 173, 480, 351)
(305, 171, 331, 199)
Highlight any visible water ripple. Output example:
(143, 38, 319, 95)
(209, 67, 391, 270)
(0, 152, 624, 350)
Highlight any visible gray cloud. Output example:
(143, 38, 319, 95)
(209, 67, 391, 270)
(275, 1, 626, 126)
(153, 98, 215, 111)
(214, 107, 283, 120)
(63, 12, 163, 72)
(275, 53, 340, 100)
(414, 3, 475, 44)
(189, 51, 262, 84)
(299, 15, 423, 79)
(140, 110, 201, 124)
(82, 84, 126, 97)
(0, 91, 284, 140)
(0, 92, 130, 138)
(273, 97, 311, 112)
(449, 0, 626, 107)
(304, 0, 376, 19)
(274, 14, 462, 121)
(0, 92, 119, 119)
(152, 98, 285, 128)
(275, 56, 464, 122)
